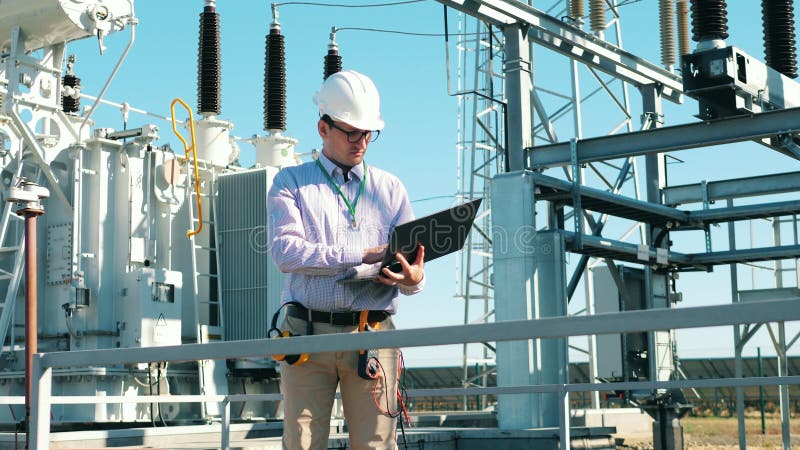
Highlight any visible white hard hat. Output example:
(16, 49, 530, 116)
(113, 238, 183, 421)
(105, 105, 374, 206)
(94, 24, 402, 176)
(313, 70, 385, 131)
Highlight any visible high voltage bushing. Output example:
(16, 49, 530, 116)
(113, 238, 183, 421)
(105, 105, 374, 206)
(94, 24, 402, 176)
(677, 0, 691, 56)
(197, 5, 222, 115)
(264, 28, 286, 132)
(324, 49, 342, 80)
(690, 0, 728, 42)
(570, 0, 585, 23)
(762, 0, 797, 78)
(61, 74, 81, 114)
(659, 0, 676, 67)
(589, 0, 605, 33)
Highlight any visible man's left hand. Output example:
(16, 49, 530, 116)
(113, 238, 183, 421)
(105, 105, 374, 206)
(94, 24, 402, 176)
(377, 244, 425, 287)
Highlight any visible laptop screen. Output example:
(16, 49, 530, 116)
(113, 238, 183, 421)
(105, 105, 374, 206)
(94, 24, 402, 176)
(381, 198, 483, 271)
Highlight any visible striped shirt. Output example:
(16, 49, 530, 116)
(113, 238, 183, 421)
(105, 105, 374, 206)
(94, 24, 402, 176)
(268, 152, 424, 314)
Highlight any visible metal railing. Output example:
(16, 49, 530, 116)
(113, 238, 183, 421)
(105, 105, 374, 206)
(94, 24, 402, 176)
(28, 298, 800, 449)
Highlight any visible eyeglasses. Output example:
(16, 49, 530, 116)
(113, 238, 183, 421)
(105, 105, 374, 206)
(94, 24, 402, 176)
(325, 118, 380, 143)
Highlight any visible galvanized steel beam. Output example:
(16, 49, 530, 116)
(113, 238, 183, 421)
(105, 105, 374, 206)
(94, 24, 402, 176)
(689, 245, 800, 266)
(688, 200, 800, 224)
(665, 171, 800, 205)
(435, 0, 683, 103)
(528, 107, 800, 169)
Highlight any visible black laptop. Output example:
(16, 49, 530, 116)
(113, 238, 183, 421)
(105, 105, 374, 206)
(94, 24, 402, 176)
(339, 198, 483, 282)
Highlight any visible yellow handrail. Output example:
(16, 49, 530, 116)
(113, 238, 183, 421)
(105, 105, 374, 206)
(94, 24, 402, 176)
(170, 98, 203, 239)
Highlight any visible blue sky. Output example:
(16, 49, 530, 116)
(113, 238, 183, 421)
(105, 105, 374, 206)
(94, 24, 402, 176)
(69, 1, 799, 366)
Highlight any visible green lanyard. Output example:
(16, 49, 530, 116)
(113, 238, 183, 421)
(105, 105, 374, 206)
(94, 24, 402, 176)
(316, 159, 367, 228)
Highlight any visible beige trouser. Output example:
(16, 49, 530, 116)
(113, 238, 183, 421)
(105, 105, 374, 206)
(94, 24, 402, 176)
(279, 314, 399, 450)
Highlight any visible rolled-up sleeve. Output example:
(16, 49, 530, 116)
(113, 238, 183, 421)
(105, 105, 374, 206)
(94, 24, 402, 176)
(398, 274, 425, 296)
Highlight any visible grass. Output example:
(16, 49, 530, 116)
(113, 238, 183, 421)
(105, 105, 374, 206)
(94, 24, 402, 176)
(619, 415, 800, 449)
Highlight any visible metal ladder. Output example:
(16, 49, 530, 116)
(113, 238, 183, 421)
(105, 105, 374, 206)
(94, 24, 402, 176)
(186, 169, 225, 417)
(188, 171, 224, 336)
(0, 162, 39, 357)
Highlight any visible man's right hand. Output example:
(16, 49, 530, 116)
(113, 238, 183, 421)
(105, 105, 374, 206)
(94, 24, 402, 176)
(362, 244, 388, 264)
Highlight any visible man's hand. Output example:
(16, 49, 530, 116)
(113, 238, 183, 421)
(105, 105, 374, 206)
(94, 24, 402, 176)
(377, 244, 425, 287)
(362, 244, 388, 264)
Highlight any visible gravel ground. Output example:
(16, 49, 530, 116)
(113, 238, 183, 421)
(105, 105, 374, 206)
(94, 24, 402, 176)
(615, 415, 800, 450)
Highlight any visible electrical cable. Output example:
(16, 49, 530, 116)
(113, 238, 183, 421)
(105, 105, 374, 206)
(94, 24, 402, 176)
(614, 0, 642, 8)
(335, 26, 473, 37)
(396, 352, 410, 450)
(397, 407, 409, 450)
(369, 350, 409, 449)
(371, 361, 394, 416)
(157, 362, 168, 427)
(398, 352, 410, 424)
(131, 371, 153, 388)
(147, 363, 156, 427)
(238, 379, 248, 418)
(274, 0, 424, 8)
(570, 0, 643, 21)
(411, 194, 456, 203)
(370, 352, 410, 421)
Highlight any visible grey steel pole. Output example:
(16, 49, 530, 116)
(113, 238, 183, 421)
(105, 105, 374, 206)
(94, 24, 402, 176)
(728, 198, 746, 449)
(758, 347, 765, 434)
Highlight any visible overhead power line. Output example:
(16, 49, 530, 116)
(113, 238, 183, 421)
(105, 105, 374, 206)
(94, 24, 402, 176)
(274, 0, 426, 8)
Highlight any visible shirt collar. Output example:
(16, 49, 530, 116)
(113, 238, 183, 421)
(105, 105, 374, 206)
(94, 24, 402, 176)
(318, 151, 365, 181)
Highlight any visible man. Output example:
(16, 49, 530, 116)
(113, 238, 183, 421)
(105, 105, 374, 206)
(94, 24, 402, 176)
(268, 70, 425, 450)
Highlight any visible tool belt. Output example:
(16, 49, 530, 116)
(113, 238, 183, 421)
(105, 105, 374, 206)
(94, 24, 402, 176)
(287, 304, 388, 326)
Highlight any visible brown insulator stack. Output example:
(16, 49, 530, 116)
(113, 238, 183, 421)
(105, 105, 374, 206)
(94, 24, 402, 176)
(677, 0, 691, 55)
(659, 0, 676, 67)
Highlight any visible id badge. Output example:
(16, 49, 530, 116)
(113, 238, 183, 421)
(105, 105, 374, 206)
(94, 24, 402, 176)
(344, 225, 365, 250)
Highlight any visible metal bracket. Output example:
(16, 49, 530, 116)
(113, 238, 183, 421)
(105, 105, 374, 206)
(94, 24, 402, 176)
(570, 137, 583, 250)
(701, 180, 711, 253)
(640, 111, 664, 127)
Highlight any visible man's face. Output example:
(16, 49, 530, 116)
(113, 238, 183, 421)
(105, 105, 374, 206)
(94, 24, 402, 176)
(318, 118, 371, 168)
